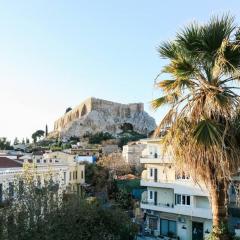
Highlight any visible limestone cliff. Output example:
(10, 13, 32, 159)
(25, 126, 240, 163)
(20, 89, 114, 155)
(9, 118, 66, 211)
(52, 98, 156, 139)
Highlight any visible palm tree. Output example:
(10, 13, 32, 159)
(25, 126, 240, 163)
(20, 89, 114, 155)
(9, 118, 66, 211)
(152, 15, 240, 240)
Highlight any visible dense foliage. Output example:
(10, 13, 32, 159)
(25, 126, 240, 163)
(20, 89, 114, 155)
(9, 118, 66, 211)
(32, 130, 45, 143)
(0, 137, 13, 150)
(0, 166, 138, 240)
(88, 132, 114, 144)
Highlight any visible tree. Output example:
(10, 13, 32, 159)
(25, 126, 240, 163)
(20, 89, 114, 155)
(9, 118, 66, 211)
(45, 124, 48, 137)
(88, 132, 114, 144)
(0, 165, 137, 240)
(0, 164, 62, 240)
(98, 153, 131, 176)
(152, 15, 240, 239)
(65, 107, 72, 114)
(26, 138, 30, 144)
(13, 137, 19, 145)
(0, 137, 13, 150)
(32, 130, 45, 143)
(84, 163, 109, 193)
(21, 138, 25, 145)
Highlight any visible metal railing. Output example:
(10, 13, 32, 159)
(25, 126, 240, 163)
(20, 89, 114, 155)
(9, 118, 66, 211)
(141, 201, 174, 208)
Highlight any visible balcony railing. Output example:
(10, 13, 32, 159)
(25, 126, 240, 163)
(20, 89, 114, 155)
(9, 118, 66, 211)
(141, 201, 174, 208)
(140, 155, 172, 164)
(141, 201, 212, 219)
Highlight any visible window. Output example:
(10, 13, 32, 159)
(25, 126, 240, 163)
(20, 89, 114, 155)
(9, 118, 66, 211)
(9, 182, 14, 198)
(160, 219, 168, 236)
(169, 220, 177, 236)
(160, 219, 177, 237)
(149, 217, 158, 230)
(175, 194, 190, 206)
(37, 159, 40, 163)
(0, 184, 2, 203)
(150, 168, 153, 177)
(175, 194, 181, 204)
(63, 172, 66, 184)
(81, 171, 84, 179)
(149, 190, 153, 199)
(76, 171, 78, 180)
(69, 172, 72, 181)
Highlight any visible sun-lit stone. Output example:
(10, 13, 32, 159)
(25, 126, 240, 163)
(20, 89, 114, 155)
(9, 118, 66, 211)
(52, 97, 156, 139)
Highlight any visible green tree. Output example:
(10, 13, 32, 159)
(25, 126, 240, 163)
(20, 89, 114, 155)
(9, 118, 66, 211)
(45, 124, 48, 137)
(152, 15, 240, 239)
(65, 107, 72, 113)
(13, 137, 19, 145)
(0, 166, 137, 240)
(0, 137, 13, 150)
(32, 130, 45, 143)
(88, 132, 114, 144)
(0, 164, 62, 240)
(84, 163, 109, 193)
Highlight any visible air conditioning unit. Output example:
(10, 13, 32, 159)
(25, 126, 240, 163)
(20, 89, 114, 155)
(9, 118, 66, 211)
(177, 217, 186, 223)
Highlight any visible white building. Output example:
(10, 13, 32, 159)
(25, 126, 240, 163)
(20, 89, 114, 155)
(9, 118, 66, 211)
(0, 152, 85, 203)
(122, 141, 147, 165)
(140, 138, 214, 240)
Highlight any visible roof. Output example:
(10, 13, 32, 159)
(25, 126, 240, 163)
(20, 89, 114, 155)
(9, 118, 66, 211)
(0, 157, 23, 168)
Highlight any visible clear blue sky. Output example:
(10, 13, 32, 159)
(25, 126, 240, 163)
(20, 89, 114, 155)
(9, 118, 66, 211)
(0, 0, 239, 142)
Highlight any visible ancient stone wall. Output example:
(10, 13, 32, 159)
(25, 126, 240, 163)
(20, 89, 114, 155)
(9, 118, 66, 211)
(54, 98, 92, 131)
(54, 98, 144, 132)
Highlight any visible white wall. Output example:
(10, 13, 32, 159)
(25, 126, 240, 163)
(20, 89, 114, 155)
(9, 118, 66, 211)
(195, 196, 210, 209)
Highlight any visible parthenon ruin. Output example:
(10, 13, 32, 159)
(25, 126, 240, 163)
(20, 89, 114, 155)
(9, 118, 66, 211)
(54, 97, 144, 132)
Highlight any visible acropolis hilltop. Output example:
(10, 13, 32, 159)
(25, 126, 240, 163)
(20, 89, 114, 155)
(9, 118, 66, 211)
(52, 97, 156, 139)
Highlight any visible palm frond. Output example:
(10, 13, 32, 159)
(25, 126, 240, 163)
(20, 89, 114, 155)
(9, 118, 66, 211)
(158, 41, 178, 59)
(193, 119, 223, 146)
(151, 93, 179, 109)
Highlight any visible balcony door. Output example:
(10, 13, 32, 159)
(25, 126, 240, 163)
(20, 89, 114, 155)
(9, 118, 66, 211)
(154, 191, 158, 206)
(192, 222, 203, 240)
(154, 169, 158, 182)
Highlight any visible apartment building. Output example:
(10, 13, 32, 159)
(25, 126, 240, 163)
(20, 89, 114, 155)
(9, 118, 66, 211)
(122, 141, 147, 166)
(0, 152, 85, 203)
(140, 138, 213, 240)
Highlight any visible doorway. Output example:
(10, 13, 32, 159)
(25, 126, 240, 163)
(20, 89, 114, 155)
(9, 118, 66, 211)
(154, 191, 158, 206)
(154, 169, 158, 182)
(192, 222, 203, 240)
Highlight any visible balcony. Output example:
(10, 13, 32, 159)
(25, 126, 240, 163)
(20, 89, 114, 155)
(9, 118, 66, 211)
(140, 155, 172, 164)
(141, 201, 212, 219)
(140, 178, 209, 197)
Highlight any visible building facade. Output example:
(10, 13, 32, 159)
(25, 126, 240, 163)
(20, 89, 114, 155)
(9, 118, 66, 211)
(122, 141, 147, 166)
(0, 152, 85, 203)
(140, 138, 213, 240)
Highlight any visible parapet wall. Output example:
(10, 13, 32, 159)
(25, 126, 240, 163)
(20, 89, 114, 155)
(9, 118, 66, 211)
(54, 97, 144, 132)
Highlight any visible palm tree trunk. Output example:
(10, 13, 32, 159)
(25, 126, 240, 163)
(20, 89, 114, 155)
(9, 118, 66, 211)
(210, 179, 230, 240)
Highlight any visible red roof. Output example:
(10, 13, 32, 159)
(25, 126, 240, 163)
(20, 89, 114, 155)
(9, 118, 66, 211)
(0, 157, 23, 168)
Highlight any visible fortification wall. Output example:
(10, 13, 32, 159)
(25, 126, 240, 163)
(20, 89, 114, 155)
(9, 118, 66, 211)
(54, 98, 144, 132)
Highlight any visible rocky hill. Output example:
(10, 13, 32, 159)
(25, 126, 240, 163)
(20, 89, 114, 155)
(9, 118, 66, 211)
(51, 98, 156, 139)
